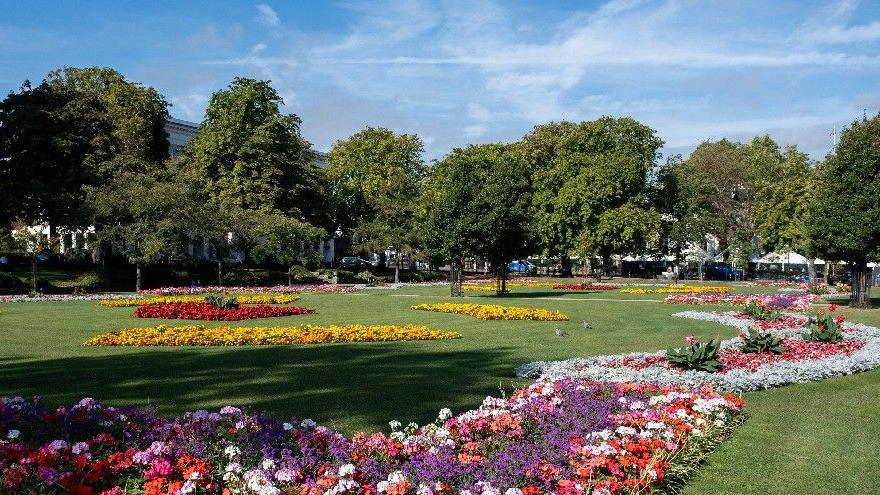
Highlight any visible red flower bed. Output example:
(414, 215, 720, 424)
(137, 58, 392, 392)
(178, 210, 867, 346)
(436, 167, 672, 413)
(134, 302, 316, 321)
(719, 339, 865, 373)
(552, 284, 619, 291)
(730, 313, 808, 331)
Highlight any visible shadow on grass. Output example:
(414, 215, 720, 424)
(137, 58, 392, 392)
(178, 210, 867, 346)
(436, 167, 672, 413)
(822, 295, 880, 309)
(0, 344, 516, 433)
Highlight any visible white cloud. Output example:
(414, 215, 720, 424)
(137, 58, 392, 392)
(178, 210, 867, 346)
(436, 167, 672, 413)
(255, 4, 281, 27)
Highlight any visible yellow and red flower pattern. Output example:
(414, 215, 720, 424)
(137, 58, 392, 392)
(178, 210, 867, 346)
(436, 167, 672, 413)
(410, 303, 568, 321)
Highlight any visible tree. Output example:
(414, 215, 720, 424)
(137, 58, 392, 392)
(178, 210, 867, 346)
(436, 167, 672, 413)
(516, 121, 578, 274)
(326, 127, 426, 281)
(250, 213, 326, 285)
(580, 203, 661, 268)
(0, 68, 169, 231)
(184, 78, 326, 226)
(807, 115, 880, 306)
(86, 159, 202, 291)
(422, 144, 533, 294)
(10, 221, 58, 293)
(530, 117, 663, 275)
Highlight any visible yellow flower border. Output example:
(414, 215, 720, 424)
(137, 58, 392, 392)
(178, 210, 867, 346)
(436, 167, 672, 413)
(619, 286, 731, 294)
(460, 282, 556, 291)
(97, 294, 301, 307)
(410, 303, 568, 321)
(83, 324, 461, 346)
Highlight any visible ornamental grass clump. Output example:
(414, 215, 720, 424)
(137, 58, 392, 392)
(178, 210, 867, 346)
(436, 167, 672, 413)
(666, 336, 721, 372)
(204, 292, 239, 309)
(739, 301, 780, 321)
(803, 305, 845, 343)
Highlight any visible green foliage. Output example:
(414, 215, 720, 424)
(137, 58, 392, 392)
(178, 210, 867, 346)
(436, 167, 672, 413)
(184, 78, 325, 225)
(204, 293, 239, 309)
(739, 329, 785, 354)
(740, 301, 780, 321)
(249, 213, 326, 283)
(667, 338, 721, 372)
(804, 311, 844, 343)
(422, 144, 534, 276)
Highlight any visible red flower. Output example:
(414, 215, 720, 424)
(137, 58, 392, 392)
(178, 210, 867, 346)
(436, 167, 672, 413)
(134, 302, 316, 321)
(828, 303, 838, 312)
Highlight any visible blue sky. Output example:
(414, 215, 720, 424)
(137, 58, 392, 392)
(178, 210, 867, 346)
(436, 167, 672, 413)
(2, 0, 879, 160)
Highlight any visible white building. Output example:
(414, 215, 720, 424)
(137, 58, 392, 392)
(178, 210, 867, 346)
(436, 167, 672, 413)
(166, 117, 200, 158)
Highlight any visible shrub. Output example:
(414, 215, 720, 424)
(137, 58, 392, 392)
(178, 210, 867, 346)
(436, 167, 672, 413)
(804, 306, 845, 343)
(667, 337, 721, 372)
(738, 328, 785, 354)
(204, 293, 239, 309)
(0, 272, 28, 294)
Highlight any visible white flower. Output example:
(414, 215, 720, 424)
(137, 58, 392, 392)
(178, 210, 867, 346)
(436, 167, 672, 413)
(181, 480, 197, 494)
(300, 419, 317, 428)
(261, 458, 275, 470)
(438, 408, 453, 421)
(224, 445, 241, 458)
(338, 463, 356, 477)
(49, 439, 68, 450)
(388, 420, 402, 430)
(6, 429, 20, 440)
(282, 422, 294, 431)
(505, 489, 524, 495)
(71, 442, 89, 454)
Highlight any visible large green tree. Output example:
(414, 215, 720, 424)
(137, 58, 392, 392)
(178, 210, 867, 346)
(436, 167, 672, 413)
(0, 67, 169, 230)
(807, 115, 880, 305)
(325, 127, 426, 281)
(184, 78, 326, 225)
(529, 117, 663, 275)
(422, 144, 533, 294)
(86, 159, 202, 291)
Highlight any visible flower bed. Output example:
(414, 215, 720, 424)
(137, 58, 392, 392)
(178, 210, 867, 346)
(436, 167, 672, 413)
(517, 310, 880, 391)
(139, 284, 357, 295)
(133, 302, 315, 321)
(552, 284, 619, 291)
(0, 380, 745, 495)
(83, 324, 462, 346)
(664, 293, 816, 311)
(0, 294, 133, 304)
(98, 294, 301, 307)
(620, 286, 730, 294)
(460, 281, 557, 291)
(411, 303, 568, 321)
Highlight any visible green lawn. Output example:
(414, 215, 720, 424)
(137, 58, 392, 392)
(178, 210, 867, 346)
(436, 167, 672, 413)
(0, 284, 879, 494)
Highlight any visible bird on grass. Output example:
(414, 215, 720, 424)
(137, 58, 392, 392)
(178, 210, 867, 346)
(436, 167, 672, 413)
(582, 320, 592, 329)
(554, 328, 568, 337)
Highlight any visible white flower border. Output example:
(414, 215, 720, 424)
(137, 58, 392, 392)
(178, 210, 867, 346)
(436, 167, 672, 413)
(515, 311, 880, 392)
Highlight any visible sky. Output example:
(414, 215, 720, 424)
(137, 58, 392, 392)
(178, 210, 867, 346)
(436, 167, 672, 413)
(1, 0, 879, 160)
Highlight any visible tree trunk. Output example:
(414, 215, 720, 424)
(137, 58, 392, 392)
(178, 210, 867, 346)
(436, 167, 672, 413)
(288, 266, 293, 286)
(394, 249, 401, 284)
(135, 262, 143, 292)
(560, 255, 572, 277)
(806, 258, 816, 283)
(496, 263, 508, 296)
(824, 263, 830, 284)
(31, 258, 37, 293)
(378, 251, 387, 271)
(851, 262, 870, 306)
(450, 259, 463, 296)
(217, 261, 224, 286)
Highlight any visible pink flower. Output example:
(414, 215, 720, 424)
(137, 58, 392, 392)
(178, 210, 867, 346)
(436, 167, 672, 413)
(685, 336, 697, 345)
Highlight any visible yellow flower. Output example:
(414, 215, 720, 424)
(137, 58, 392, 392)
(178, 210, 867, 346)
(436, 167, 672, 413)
(410, 303, 568, 321)
(97, 294, 300, 307)
(83, 324, 461, 346)
(619, 286, 730, 294)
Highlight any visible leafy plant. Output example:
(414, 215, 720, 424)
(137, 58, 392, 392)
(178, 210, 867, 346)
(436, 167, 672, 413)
(740, 301, 780, 321)
(807, 283, 829, 295)
(667, 337, 721, 372)
(739, 329, 785, 354)
(803, 307, 844, 343)
(204, 293, 239, 310)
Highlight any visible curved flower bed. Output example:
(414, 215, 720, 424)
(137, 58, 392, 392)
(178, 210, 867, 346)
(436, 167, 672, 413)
(0, 294, 133, 304)
(552, 284, 619, 291)
(133, 302, 316, 321)
(411, 303, 568, 321)
(517, 310, 880, 392)
(98, 294, 301, 307)
(620, 286, 730, 294)
(83, 324, 462, 346)
(0, 380, 744, 495)
(664, 293, 816, 311)
(139, 284, 357, 295)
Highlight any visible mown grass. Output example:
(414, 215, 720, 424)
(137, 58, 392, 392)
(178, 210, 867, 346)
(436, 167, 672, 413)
(0, 283, 878, 494)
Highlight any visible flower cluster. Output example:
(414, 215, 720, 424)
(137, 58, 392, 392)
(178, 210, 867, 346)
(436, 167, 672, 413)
(83, 324, 462, 346)
(552, 284, 619, 291)
(460, 281, 557, 292)
(517, 310, 880, 392)
(133, 302, 316, 320)
(664, 293, 817, 311)
(411, 303, 569, 321)
(139, 284, 358, 295)
(1, 380, 744, 495)
(0, 294, 134, 304)
(619, 286, 730, 294)
(98, 294, 301, 307)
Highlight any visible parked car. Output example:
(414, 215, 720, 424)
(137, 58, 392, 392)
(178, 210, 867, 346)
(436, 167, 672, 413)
(508, 260, 537, 275)
(339, 257, 372, 269)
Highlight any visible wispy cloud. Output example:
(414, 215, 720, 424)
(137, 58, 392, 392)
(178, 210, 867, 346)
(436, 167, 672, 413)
(255, 4, 281, 27)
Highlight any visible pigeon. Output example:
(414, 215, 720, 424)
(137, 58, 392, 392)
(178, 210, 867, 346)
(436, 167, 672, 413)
(554, 328, 568, 337)
(582, 320, 592, 329)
